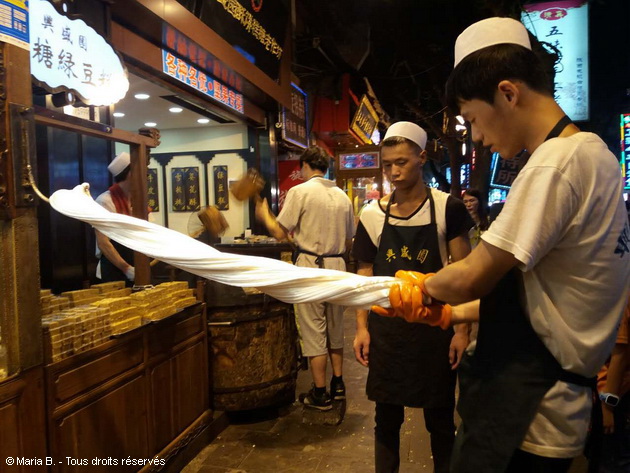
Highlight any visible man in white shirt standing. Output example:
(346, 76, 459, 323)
(256, 146, 355, 410)
(375, 17, 630, 472)
(95, 151, 136, 285)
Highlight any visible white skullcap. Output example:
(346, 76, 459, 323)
(383, 121, 427, 150)
(107, 152, 131, 177)
(454, 17, 531, 68)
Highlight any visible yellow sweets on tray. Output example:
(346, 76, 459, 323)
(40, 281, 199, 363)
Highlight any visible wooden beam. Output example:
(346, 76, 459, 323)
(34, 112, 158, 148)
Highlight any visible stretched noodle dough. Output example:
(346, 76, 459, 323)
(49, 184, 396, 309)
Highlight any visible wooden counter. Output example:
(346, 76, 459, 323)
(44, 302, 211, 473)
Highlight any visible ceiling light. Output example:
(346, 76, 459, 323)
(197, 118, 210, 124)
(134, 93, 150, 100)
(456, 115, 465, 125)
(113, 112, 125, 118)
(169, 107, 183, 113)
(144, 122, 157, 127)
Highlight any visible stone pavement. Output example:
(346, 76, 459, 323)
(181, 309, 589, 473)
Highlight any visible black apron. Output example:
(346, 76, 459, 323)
(451, 116, 599, 472)
(367, 188, 456, 408)
(99, 240, 134, 285)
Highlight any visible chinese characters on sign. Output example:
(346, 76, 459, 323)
(171, 167, 200, 212)
(350, 95, 379, 145)
(282, 83, 308, 148)
(620, 114, 630, 190)
(522, 0, 589, 121)
(213, 165, 229, 210)
(162, 50, 244, 114)
(215, 0, 283, 60)
(147, 168, 159, 212)
(490, 152, 523, 190)
(0, 0, 28, 50)
(163, 24, 243, 93)
(278, 160, 304, 211)
(29, 0, 129, 106)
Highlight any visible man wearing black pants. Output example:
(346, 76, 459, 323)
(352, 121, 472, 472)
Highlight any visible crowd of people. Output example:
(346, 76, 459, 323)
(95, 15, 629, 473)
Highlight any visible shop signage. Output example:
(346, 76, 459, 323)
(147, 168, 159, 212)
(29, 0, 129, 106)
(490, 152, 523, 189)
(213, 165, 229, 210)
(282, 83, 308, 149)
(350, 95, 379, 145)
(338, 151, 379, 170)
(163, 24, 244, 93)
(171, 167, 200, 212)
(0, 0, 28, 50)
(175, 0, 289, 81)
(522, 0, 589, 121)
(620, 114, 630, 190)
(278, 159, 303, 210)
(162, 50, 244, 114)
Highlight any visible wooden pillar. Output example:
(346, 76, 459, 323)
(0, 41, 43, 372)
(129, 142, 151, 286)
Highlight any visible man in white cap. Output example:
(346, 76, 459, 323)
(95, 151, 136, 284)
(352, 121, 472, 472)
(256, 146, 355, 411)
(375, 18, 630, 472)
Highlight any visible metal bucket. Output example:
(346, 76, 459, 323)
(207, 288, 298, 411)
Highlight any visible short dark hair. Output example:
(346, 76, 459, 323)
(300, 146, 330, 173)
(445, 43, 554, 114)
(114, 164, 131, 183)
(381, 136, 422, 156)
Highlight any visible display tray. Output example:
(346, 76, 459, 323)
(110, 301, 203, 336)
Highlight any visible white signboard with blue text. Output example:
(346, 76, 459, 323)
(29, 0, 128, 106)
(522, 1, 589, 121)
(0, 0, 28, 50)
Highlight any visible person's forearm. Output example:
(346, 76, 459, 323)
(356, 308, 369, 331)
(100, 239, 131, 272)
(425, 242, 518, 304)
(258, 208, 289, 241)
(604, 343, 629, 396)
(450, 300, 480, 325)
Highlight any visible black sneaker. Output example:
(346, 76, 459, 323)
(299, 386, 332, 411)
(330, 378, 346, 401)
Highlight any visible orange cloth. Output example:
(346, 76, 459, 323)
(598, 298, 630, 396)
(108, 183, 131, 216)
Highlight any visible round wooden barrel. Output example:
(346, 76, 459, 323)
(207, 291, 298, 411)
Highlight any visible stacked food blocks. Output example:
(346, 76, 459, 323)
(41, 281, 197, 363)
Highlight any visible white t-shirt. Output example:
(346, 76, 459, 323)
(277, 177, 354, 269)
(482, 132, 630, 457)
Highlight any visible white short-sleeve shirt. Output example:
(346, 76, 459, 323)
(482, 132, 630, 457)
(277, 177, 355, 266)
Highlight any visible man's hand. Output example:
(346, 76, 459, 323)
(353, 328, 370, 367)
(125, 266, 135, 282)
(449, 330, 469, 369)
(372, 280, 452, 329)
(602, 404, 615, 434)
(254, 197, 271, 223)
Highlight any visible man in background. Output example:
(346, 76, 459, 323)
(256, 146, 355, 410)
(95, 151, 135, 285)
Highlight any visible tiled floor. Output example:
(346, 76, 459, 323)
(182, 309, 589, 473)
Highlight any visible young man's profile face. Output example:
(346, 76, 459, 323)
(381, 143, 425, 191)
(459, 92, 521, 159)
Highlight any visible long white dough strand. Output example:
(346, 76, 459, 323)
(49, 184, 396, 309)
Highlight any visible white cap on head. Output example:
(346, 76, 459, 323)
(454, 17, 531, 68)
(383, 121, 427, 150)
(107, 152, 131, 177)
